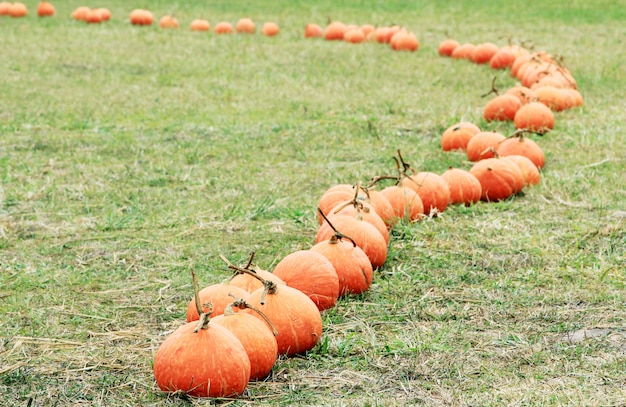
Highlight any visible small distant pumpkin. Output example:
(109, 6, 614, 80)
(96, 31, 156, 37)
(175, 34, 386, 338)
(0, 2, 11, 16)
(344, 28, 366, 43)
(236, 17, 255, 34)
(129, 9, 153, 26)
(86, 8, 103, 24)
(471, 42, 499, 64)
(97, 8, 110, 21)
(37, 1, 55, 17)
(325, 21, 347, 40)
(513, 102, 554, 134)
(159, 15, 179, 29)
(214, 21, 234, 34)
(190, 19, 210, 32)
(483, 94, 522, 122)
(390, 29, 419, 52)
(438, 39, 460, 56)
(261, 22, 280, 36)
(304, 23, 323, 38)
(466, 131, 506, 161)
(441, 121, 481, 151)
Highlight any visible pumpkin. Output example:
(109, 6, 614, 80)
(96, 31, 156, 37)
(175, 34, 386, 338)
(325, 21, 347, 40)
(153, 320, 250, 397)
(513, 102, 554, 134)
(72, 6, 90, 21)
(271, 250, 339, 311)
(470, 157, 524, 201)
(214, 21, 234, 34)
(363, 189, 395, 229)
(329, 199, 390, 244)
(0, 2, 11, 15)
(261, 22, 280, 36)
(97, 8, 110, 21)
(236, 18, 255, 33)
(241, 271, 323, 356)
(401, 172, 451, 216)
(304, 23, 323, 38)
(317, 184, 394, 229)
(380, 184, 424, 222)
(37, 1, 55, 17)
(129, 9, 153, 26)
(503, 155, 541, 186)
(561, 88, 583, 108)
(534, 85, 569, 111)
(316, 214, 388, 269)
(438, 39, 460, 56)
(441, 121, 481, 151)
(471, 42, 499, 64)
(373, 26, 391, 43)
(344, 28, 366, 43)
(229, 264, 286, 293)
(186, 282, 250, 322)
(360, 24, 375, 37)
(441, 168, 482, 206)
(451, 43, 476, 60)
(190, 19, 210, 32)
(489, 48, 516, 69)
(86, 8, 103, 24)
(310, 229, 373, 296)
(496, 132, 545, 169)
(159, 15, 179, 29)
(390, 29, 419, 52)
(505, 86, 537, 105)
(211, 300, 278, 381)
(9, 2, 28, 17)
(154, 272, 250, 398)
(466, 131, 506, 161)
(483, 94, 522, 122)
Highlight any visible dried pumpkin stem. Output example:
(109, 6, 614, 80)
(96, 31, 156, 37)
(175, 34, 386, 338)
(227, 294, 279, 336)
(317, 207, 357, 247)
(480, 76, 499, 98)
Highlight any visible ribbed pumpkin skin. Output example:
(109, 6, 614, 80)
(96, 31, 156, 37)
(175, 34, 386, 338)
(505, 86, 537, 105)
(37, 1, 55, 17)
(310, 238, 373, 296)
(466, 131, 506, 161)
(186, 284, 250, 322)
(496, 137, 545, 169)
(153, 322, 251, 397)
(315, 215, 388, 269)
(483, 94, 522, 122)
(365, 189, 395, 229)
(401, 172, 451, 216)
(441, 168, 482, 205)
(438, 39, 460, 56)
(211, 312, 278, 381)
(513, 102, 554, 134)
(272, 250, 339, 311)
(380, 185, 424, 222)
(441, 122, 481, 151)
(329, 201, 390, 244)
(470, 158, 523, 201)
(244, 285, 322, 356)
(503, 155, 541, 186)
(317, 184, 354, 224)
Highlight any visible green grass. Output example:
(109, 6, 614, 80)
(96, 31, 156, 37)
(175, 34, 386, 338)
(1, 1, 625, 405)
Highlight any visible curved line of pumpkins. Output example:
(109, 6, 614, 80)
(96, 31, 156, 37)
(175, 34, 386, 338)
(5, 3, 582, 398)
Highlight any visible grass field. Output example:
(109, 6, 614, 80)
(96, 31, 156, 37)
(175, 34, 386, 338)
(1, 1, 625, 405)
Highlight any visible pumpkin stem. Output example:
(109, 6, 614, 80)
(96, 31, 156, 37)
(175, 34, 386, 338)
(191, 270, 213, 331)
(221, 255, 278, 301)
(367, 174, 400, 188)
(480, 146, 499, 158)
(480, 76, 499, 98)
(318, 207, 357, 247)
(228, 294, 279, 336)
(508, 128, 543, 139)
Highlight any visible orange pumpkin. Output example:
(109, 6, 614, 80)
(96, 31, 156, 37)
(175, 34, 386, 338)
(316, 214, 388, 269)
(325, 21, 347, 40)
(0, 2, 11, 15)
(503, 155, 541, 186)
(9, 2, 28, 17)
(304, 23, 323, 38)
(86, 8, 103, 24)
(401, 172, 450, 216)
(37, 1, 55, 17)
(329, 199, 390, 244)
(190, 19, 210, 32)
(360, 24, 375, 37)
(441, 121, 481, 151)
(236, 17, 255, 33)
(310, 233, 373, 296)
(441, 168, 482, 206)
(159, 15, 179, 29)
(214, 21, 234, 34)
(534, 85, 569, 111)
(154, 318, 250, 398)
(470, 158, 524, 201)
(380, 185, 424, 223)
(466, 131, 506, 161)
(505, 86, 537, 105)
(451, 43, 476, 60)
(483, 94, 522, 122)
(438, 39, 460, 56)
(471, 42, 499, 64)
(496, 133, 545, 169)
(390, 29, 419, 52)
(129, 9, 153, 26)
(513, 102, 554, 134)
(245, 282, 322, 356)
(261, 22, 279, 36)
(271, 250, 339, 311)
(211, 302, 278, 381)
(344, 28, 365, 43)
(97, 8, 110, 21)
(489, 48, 516, 69)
